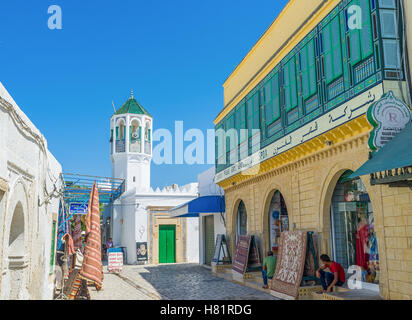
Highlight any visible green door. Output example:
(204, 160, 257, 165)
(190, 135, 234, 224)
(204, 215, 215, 266)
(159, 225, 176, 264)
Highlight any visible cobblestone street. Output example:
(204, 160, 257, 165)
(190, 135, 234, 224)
(90, 264, 277, 300)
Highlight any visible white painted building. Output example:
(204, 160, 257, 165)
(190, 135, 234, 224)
(170, 167, 227, 266)
(0, 82, 62, 300)
(104, 92, 199, 265)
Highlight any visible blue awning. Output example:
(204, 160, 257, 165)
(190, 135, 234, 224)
(350, 121, 412, 178)
(169, 195, 225, 218)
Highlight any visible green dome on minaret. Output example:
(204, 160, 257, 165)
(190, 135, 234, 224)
(114, 90, 151, 116)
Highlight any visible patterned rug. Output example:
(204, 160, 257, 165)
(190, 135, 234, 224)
(79, 182, 102, 288)
(270, 231, 307, 300)
(232, 235, 251, 275)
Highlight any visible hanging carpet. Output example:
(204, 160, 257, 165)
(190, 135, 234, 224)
(270, 231, 307, 300)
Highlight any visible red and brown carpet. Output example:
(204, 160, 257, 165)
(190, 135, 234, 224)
(270, 231, 307, 300)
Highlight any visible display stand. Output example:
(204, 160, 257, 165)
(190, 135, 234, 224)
(212, 234, 231, 265)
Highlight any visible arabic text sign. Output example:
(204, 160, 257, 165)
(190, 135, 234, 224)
(69, 203, 88, 215)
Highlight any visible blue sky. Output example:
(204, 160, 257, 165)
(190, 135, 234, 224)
(0, 0, 287, 188)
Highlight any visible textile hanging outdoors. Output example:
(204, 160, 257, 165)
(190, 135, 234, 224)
(79, 182, 103, 289)
(73, 215, 82, 252)
(56, 200, 67, 252)
(270, 231, 307, 300)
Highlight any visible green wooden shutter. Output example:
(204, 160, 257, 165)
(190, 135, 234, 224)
(138, 127, 142, 140)
(324, 16, 343, 84)
(308, 39, 317, 97)
(285, 57, 298, 111)
(272, 73, 280, 120)
(49, 221, 57, 275)
(349, 0, 362, 65)
(247, 97, 254, 137)
(129, 126, 132, 140)
(331, 16, 343, 80)
(239, 103, 247, 143)
(360, 0, 373, 59)
(123, 126, 126, 140)
(116, 127, 119, 140)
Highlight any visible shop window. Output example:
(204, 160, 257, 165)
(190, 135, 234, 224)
(330, 171, 380, 286)
(268, 191, 289, 254)
(236, 201, 247, 240)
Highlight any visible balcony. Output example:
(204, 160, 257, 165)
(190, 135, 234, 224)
(116, 139, 125, 153)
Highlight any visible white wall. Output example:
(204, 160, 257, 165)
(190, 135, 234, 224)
(186, 217, 199, 263)
(0, 82, 62, 300)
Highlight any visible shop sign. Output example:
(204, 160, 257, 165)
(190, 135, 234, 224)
(69, 203, 88, 215)
(367, 91, 412, 151)
(108, 248, 123, 273)
(136, 242, 148, 262)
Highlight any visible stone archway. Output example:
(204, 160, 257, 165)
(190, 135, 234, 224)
(1, 179, 30, 300)
(261, 188, 290, 256)
(8, 202, 25, 300)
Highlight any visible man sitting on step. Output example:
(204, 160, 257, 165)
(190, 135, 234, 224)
(316, 254, 346, 293)
(262, 251, 277, 289)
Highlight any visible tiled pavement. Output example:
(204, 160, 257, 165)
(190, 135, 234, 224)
(90, 263, 278, 300)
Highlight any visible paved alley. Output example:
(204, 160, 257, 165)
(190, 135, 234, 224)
(90, 264, 277, 300)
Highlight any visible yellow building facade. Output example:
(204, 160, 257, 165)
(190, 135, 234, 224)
(214, 0, 412, 299)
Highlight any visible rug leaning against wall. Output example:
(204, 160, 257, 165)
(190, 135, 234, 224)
(270, 231, 308, 300)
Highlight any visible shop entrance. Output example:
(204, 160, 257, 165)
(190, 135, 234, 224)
(159, 225, 176, 264)
(267, 191, 289, 253)
(204, 215, 215, 266)
(236, 201, 247, 242)
(330, 171, 379, 288)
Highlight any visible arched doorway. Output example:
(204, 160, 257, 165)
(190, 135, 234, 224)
(267, 191, 289, 253)
(236, 201, 247, 241)
(330, 170, 379, 287)
(8, 202, 25, 300)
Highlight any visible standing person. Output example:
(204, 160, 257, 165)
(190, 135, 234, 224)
(106, 237, 113, 249)
(316, 254, 346, 293)
(262, 251, 277, 289)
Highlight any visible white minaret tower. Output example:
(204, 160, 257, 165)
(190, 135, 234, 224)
(110, 90, 153, 192)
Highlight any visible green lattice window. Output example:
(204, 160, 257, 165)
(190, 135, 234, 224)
(300, 39, 317, 99)
(323, 15, 343, 84)
(247, 92, 260, 137)
(348, 0, 373, 65)
(264, 72, 281, 124)
(284, 57, 298, 111)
